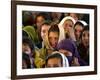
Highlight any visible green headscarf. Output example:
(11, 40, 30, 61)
(23, 26, 39, 46)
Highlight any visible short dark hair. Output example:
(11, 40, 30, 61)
(45, 53, 63, 66)
(41, 20, 52, 26)
(74, 22, 84, 28)
(83, 25, 89, 31)
(22, 11, 34, 26)
(40, 20, 51, 31)
(48, 24, 59, 36)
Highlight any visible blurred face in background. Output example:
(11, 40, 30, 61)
(41, 24, 50, 40)
(48, 32, 59, 49)
(75, 24, 83, 41)
(36, 16, 45, 30)
(51, 12, 62, 23)
(81, 30, 89, 47)
(69, 13, 78, 22)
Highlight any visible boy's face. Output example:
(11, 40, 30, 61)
(46, 58, 62, 67)
(75, 25, 83, 40)
(63, 20, 73, 33)
(48, 32, 59, 49)
(82, 30, 89, 47)
(22, 43, 31, 54)
(41, 25, 50, 40)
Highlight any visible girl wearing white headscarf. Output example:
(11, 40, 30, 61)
(74, 20, 88, 46)
(59, 16, 76, 41)
(58, 17, 81, 66)
(45, 51, 69, 67)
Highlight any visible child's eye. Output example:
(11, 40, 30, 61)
(42, 30, 46, 33)
(69, 25, 72, 27)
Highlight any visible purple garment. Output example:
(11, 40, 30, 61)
(57, 38, 80, 65)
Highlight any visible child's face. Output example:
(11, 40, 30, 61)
(46, 58, 62, 67)
(63, 20, 73, 33)
(48, 32, 59, 48)
(70, 13, 78, 22)
(36, 16, 45, 29)
(51, 12, 61, 19)
(82, 30, 89, 47)
(75, 25, 83, 40)
(22, 43, 31, 54)
(41, 25, 50, 40)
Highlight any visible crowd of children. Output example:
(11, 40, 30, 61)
(22, 11, 89, 69)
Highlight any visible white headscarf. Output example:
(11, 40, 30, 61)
(50, 51, 69, 67)
(77, 20, 88, 26)
(58, 24, 65, 43)
(59, 16, 76, 28)
(59, 16, 76, 41)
